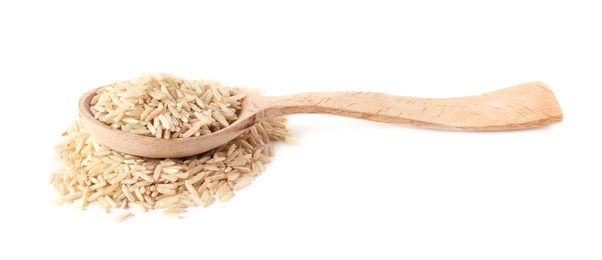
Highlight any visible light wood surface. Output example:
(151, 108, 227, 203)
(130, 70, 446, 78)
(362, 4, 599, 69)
(79, 81, 563, 158)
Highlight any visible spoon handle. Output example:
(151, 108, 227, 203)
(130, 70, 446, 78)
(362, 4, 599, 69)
(256, 81, 562, 130)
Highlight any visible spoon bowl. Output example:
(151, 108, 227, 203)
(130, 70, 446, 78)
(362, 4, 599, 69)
(79, 81, 563, 158)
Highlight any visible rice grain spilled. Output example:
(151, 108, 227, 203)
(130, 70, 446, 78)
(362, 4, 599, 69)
(51, 73, 292, 219)
(115, 212, 134, 223)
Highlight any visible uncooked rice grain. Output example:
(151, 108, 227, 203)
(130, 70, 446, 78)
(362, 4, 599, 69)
(115, 212, 133, 223)
(90, 73, 244, 139)
(51, 74, 292, 219)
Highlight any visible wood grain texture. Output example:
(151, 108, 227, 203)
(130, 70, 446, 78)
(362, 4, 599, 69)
(257, 81, 562, 130)
(79, 81, 562, 158)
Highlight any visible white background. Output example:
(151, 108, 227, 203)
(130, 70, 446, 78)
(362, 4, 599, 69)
(1, 0, 601, 259)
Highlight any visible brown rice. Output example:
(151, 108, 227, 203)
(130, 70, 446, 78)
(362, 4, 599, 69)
(115, 212, 134, 223)
(50, 74, 293, 219)
(89, 73, 245, 139)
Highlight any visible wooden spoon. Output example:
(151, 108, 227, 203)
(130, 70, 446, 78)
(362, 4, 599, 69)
(79, 81, 563, 158)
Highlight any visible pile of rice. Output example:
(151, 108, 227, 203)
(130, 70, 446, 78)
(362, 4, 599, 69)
(89, 73, 246, 139)
(50, 74, 292, 221)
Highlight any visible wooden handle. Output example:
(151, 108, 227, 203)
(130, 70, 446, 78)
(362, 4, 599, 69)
(254, 81, 562, 130)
